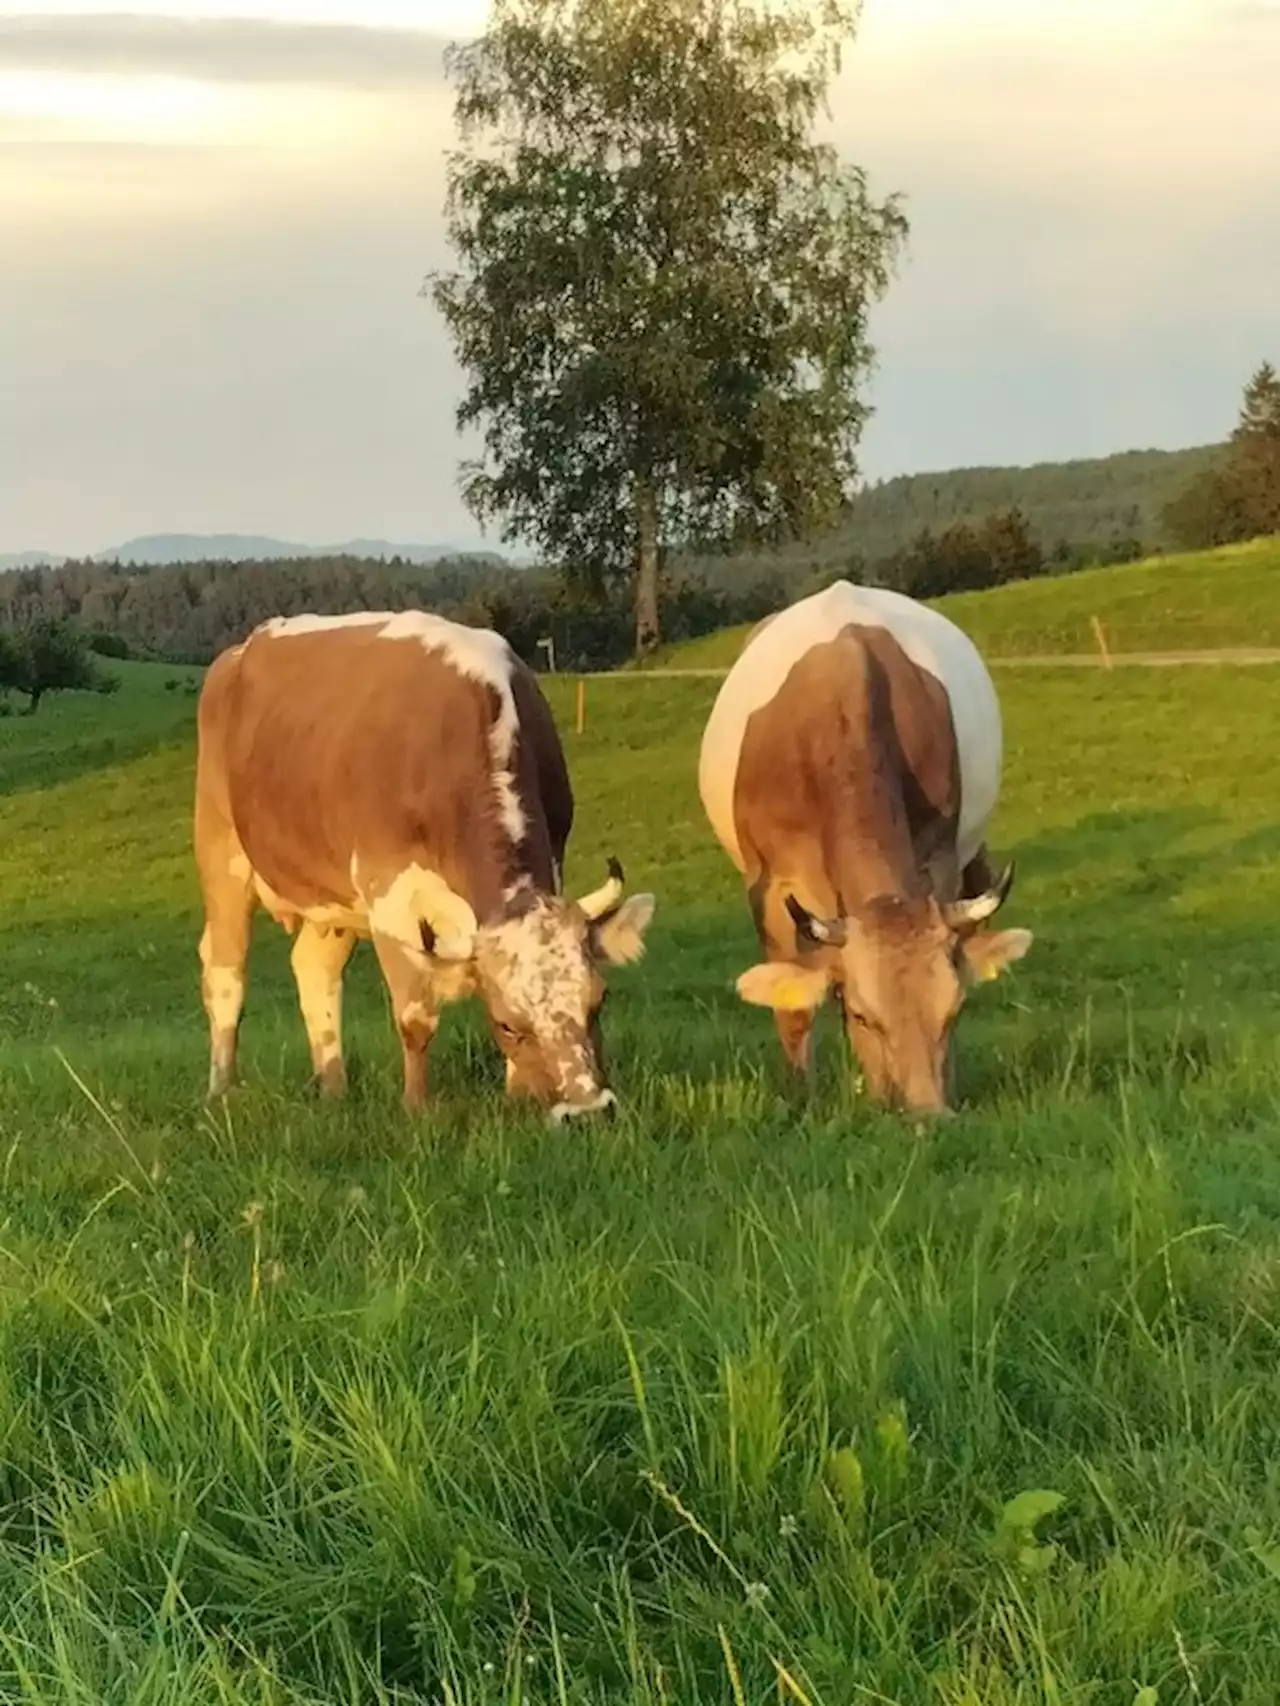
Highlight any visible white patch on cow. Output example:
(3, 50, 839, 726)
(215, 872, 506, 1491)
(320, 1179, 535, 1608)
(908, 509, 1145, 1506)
(228, 848, 251, 883)
(697, 581, 1003, 871)
(550, 1088, 616, 1125)
(203, 965, 244, 1032)
(484, 906, 587, 1029)
(369, 863, 478, 961)
(259, 612, 387, 637)
(400, 999, 432, 1029)
(254, 609, 528, 847)
(551, 858, 563, 895)
(289, 923, 353, 1072)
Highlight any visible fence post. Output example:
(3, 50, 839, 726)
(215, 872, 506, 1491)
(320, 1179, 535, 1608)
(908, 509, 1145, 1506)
(1090, 615, 1113, 671)
(576, 677, 586, 735)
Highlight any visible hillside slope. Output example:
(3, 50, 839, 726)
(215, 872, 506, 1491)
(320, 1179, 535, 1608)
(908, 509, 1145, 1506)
(662, 536, 1280, 668)
(685, 442, 1222, 592)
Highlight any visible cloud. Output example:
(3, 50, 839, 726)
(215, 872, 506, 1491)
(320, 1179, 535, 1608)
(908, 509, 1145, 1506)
(0, 13, 449, 89)
(1219, 0, 1280, 20)
(830, 17, 1275, 201)
(2, 1, 1275, 555)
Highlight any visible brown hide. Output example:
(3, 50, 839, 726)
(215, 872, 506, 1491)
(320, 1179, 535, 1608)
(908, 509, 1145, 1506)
(730, 623, 1027, 1114)
(193, 618, 652, 1116)
(207, 623, 562, 920)
(734, 624, 961, 953)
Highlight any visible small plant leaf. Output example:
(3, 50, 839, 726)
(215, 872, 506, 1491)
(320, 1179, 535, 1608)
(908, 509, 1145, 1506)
(1016, 1541, 1059, 1576)
(875, 1406, 909, 1469)
(1243, 1526, 1280, 1583)
(826, 1446, 865, 1527)
(998, 1488, 1065, 1537)
(450, 1543, 477, 1608)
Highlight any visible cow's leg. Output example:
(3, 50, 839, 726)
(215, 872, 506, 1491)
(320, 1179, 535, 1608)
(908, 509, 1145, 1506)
(290, 923, 356, 1097)
(197, 869, 254, 1099)
(750, 866, 822, 1078)
(752, 870, 824, 1080)
(371, 933, 438, 1111)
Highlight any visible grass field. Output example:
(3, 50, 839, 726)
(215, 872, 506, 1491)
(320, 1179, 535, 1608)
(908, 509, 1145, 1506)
(662, 537, 1280, 670)
(2, 650, 1280, 1704)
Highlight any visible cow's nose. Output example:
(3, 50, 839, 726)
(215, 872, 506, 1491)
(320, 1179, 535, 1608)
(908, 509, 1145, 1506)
(548, 1088, 617, 1126)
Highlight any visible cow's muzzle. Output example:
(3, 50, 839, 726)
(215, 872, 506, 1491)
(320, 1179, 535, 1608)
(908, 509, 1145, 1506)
(548, 1088, 618, 1126)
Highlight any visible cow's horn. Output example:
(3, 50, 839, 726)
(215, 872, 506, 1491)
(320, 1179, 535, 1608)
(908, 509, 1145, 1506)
(947, 861, 1015, 929)
(786, 893, 847, 948)
(577, 856, 625, 921)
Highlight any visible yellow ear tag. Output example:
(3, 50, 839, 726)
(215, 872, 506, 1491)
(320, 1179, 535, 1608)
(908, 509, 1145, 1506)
(773, 975, 814, 1009)
(981, 961, 1001, 983)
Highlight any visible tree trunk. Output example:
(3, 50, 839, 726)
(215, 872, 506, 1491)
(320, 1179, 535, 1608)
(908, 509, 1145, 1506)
(25, 689, 41, 716)
(634, 478, 660, 658)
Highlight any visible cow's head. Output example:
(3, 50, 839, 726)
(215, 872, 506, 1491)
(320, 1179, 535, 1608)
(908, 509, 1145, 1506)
(735, 866, 1031, 1116)
(421, 859, 655, 1123)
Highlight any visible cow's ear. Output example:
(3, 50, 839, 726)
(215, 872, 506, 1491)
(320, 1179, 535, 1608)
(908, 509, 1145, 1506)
(736, 961, 832, 1012)
(420, 918, 475, 963)
(592, 894, 656, 966)
(960, 928, 1033, 985)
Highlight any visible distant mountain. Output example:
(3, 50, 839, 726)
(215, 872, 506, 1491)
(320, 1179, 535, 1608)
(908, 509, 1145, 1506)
(0, 550, 58, 571)
(1, 534, 506, 571)
(95, 533, 506, 567)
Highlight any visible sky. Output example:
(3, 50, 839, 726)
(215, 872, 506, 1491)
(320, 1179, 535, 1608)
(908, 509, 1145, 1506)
(1, 0, 1277, 556)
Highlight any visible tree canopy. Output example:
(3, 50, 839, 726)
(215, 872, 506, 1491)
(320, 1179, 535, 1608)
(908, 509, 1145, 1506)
(1165, 362, 1280, 549)
(431, 0, 906, 654)
(0, 619, 108, 713)
(0, 554, 786, 675)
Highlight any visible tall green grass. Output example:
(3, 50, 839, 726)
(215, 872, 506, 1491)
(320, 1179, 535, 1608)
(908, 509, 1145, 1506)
(1, 660, 1279, 1703)
(661, 536, 1280, 670)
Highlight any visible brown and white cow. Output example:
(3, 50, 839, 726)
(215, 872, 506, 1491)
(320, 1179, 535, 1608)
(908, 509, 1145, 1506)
(698, 581, 1031, 1116)
(194, 611, 655, 1120)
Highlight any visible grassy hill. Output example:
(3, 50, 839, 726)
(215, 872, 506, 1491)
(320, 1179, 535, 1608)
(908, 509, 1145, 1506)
(684, 441, 1224, 593)
(664, 536, 1280, 669)
(1, 651, 1280, 1698)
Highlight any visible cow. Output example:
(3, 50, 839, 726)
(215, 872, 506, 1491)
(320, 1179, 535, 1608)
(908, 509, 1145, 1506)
(697, 580, 1032, 1116)
(194, 611, 655, 1121)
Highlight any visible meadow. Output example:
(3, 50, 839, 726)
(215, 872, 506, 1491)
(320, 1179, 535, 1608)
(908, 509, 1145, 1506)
(662, 537, 1280, 670)
(1, 640, 1279, 1704)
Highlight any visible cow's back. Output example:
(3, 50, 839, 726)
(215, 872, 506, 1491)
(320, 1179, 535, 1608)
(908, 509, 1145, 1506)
(197, 611, 549, 919)
(698, 581, 1001, 871)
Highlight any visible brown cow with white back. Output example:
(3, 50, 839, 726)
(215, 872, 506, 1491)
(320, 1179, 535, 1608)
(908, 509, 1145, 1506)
(698, 581, 1031, 1116)
(194, 611, 654, 1120)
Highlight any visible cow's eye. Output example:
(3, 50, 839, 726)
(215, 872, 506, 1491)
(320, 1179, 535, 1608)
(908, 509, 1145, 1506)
(496, 1020, 519, 1041)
